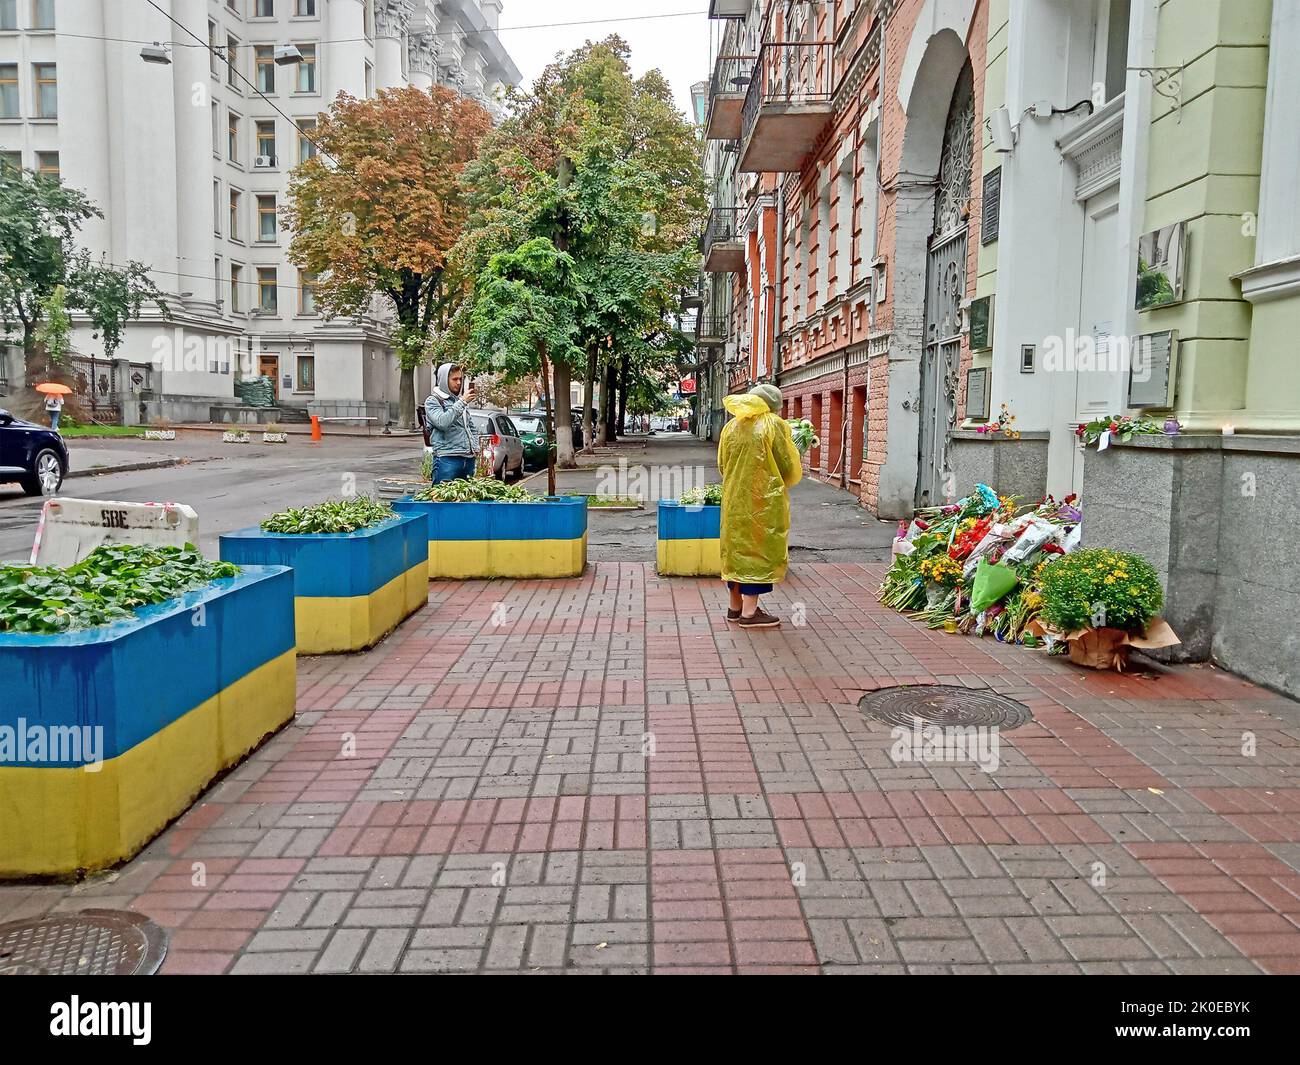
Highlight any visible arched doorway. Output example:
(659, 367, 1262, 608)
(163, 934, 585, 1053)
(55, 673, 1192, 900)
(916, 61, 974, 507)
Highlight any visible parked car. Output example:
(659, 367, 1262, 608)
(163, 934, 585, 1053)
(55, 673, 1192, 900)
(0, 407, 69, 496)
(520, 409, 584, 452)
(510, 412, 555, 471)
(416, 406, 524, 480)
(471, 410, 525, 480)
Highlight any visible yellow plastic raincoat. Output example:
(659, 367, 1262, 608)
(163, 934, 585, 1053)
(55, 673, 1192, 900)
(718, 393, 803, 584)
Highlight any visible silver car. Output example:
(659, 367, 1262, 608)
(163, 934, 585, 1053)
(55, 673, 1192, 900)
(469, 409, 525, 480)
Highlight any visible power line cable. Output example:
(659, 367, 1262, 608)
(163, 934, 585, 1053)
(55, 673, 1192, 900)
(46, 9, 709, 51)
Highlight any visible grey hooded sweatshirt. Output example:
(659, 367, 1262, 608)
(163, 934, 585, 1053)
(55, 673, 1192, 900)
(424, 363, 478, 457)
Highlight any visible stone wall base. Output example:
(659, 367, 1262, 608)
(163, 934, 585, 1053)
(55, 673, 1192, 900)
(1082, 434, 1300, 699)
(949, 431, 1050, 504)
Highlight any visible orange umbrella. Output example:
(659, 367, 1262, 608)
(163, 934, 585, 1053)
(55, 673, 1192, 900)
(35, 382, 72, 396)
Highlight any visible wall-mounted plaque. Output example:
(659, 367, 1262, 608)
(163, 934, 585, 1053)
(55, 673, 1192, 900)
(1135, 221, 1186, 310)
(969, 295, 993, 351)
(966, 367, 990, 421)
(981, 167, 1001, 246)
(1128, 330, 1178, 408)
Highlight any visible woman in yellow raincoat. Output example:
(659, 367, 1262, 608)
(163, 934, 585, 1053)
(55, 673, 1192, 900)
(718, 384, 802, 628)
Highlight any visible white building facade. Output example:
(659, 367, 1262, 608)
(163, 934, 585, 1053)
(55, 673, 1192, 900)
(0, 0, 519, 424)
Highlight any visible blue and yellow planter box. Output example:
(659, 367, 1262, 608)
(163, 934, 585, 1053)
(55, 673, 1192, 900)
(0, 566, 295, 878)
(391, 496, 587, 579)
(657, 501, 721, 576)
(218, 514, 427, 655)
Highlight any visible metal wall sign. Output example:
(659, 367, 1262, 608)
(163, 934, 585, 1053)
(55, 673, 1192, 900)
(981, 166, 1001, 245)
(1129, 330, 1178, 408)
(965, 367, 990, 420)
(969, 295, 993, 351)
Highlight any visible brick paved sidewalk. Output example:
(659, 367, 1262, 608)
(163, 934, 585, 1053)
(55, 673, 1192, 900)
(3, 562, 1299, 974)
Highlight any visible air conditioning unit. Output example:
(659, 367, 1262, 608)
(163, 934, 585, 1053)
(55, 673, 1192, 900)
(254, 155, 276, 168)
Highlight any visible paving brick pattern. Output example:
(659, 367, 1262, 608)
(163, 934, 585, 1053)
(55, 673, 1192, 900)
(3, 562, 1299, 975)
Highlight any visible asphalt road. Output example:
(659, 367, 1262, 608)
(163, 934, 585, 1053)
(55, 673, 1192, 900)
(0, 430, 896, 565)
(0, 433, 424, 561)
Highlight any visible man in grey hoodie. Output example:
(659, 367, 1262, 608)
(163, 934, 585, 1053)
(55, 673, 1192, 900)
(425, 363, 480, 483)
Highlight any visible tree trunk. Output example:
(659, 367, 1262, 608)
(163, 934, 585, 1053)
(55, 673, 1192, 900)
(581, 343, 597, 453)
(398, 367, 416, 429)
(617, 355, 629, 437)
(601, 361, 617, 444)
(553, 359, 576, 467)
(595, 359, 609, 446)
(539, 342, 556, 496)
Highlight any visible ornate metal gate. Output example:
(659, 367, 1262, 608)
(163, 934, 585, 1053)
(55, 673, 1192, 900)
(916, 61, 974, 508)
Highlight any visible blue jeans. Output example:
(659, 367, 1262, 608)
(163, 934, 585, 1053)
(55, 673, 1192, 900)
(432, 454, 475, 484)
(728, 580, 773, 596)
(48, 410, 60, 431)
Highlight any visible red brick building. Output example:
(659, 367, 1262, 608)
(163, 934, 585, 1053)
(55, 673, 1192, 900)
(702, 0, 989, 518)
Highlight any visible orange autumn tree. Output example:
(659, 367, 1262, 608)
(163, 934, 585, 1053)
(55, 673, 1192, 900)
(284, 85, 491, 426)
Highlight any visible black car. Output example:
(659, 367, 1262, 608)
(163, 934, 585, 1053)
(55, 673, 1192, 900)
(0, 408, 69, 496)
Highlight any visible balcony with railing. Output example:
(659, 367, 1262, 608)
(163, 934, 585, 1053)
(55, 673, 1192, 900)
(700, 206, 746, 273)
(706, 53, 756, 140)
(696, 310, 730, 345)
(739, 40, 835, 173)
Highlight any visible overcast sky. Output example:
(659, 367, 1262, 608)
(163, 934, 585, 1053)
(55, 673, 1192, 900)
(496, 1, 712, 119)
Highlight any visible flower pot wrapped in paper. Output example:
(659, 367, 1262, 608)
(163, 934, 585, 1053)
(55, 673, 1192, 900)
(1038, 548, 1179, 671)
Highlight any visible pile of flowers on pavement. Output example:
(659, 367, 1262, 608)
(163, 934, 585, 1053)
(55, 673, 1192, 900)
(877, 483, 1178, 670)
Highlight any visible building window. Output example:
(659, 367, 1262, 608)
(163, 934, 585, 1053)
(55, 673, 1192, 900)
(229, 188, 242, 240)
(31, 0, 53, 30)
(226, 35, 240, 89)
(33, 63, 56, 118)
(257, 267, 278, 312)
(254, 0, 274, 17)
(296, 118, 317, 163)
(208, 19, 220, 76)
(255, 119, 276, 162)
(35, 151, 56, 177)
(295, 44, 316, 92)
(254, 45, 275, 93)
(0, 2, 16, 31)
(227, 110, 240, 161)
(298, 269, 319, 314)
(0, 150, 21, 171)
(296, 354, 315, 392)
(256, 194, 277, 241)
(1097, 0, 1132, 104)
(363, 1, 374, 39)
(230, 263, 243, 312)
(213, 178, 222, 234)
(214, 255, 223, 303)
(364, 61, 374, 98)
(295, 0, 316, 16)
(0, 64, 17, 119)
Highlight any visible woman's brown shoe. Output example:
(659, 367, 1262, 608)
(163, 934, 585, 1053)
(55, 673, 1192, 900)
(737, 609, 781, 629)
(726, 608, 741, 623)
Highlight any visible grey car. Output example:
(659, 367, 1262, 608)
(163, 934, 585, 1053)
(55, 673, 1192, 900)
(469, 409, 525, 480)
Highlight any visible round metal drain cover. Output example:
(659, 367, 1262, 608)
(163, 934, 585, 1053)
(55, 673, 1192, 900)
(859, 685, 1032, 731)
(0, 909, 168, 976)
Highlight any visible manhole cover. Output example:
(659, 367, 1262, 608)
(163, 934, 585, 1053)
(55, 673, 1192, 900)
(0, 909, 168, 976)
(859, 685, 1033, 731)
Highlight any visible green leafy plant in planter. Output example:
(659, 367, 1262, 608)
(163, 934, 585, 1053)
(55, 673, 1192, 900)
(0, 544, 240, 634)
(679, 483, 723, 506)
(260, 497, 394, 534)
(1039, 548, 1163, 634)
(411, 477, 539, 503)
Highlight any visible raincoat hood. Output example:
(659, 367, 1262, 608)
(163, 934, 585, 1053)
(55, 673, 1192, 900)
(717, 395, 802, 585)
(434, 362, 462, 398)
(723, 393, 773, 421)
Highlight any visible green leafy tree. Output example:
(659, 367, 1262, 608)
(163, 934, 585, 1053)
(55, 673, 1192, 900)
(468, 238, 584, 493)
(446, 36, 705, 464)
(0, 167, 167, 414)
(284, 86, 491, 427)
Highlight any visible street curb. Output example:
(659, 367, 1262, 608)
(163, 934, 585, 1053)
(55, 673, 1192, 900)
(67, 458, 187, 479)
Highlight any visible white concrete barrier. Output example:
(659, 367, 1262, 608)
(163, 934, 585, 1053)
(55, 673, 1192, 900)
(30, 498, 200, 567)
